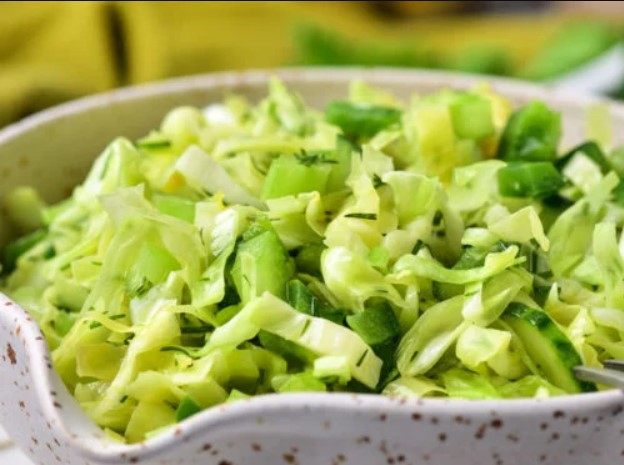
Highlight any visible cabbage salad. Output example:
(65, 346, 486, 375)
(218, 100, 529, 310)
(3, 78, 624, 443)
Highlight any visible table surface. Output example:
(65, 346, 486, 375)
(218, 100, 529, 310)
(0, 425, 34, 465)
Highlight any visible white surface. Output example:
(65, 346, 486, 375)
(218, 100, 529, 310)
(0, 425, 33, 465)
(550, 43, 624, 95)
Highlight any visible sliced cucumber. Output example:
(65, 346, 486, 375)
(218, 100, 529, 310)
(231, 229, 294, 303)
(502, 302, 596, 393)
(261, 153, 332, 200)
(448, 93, 495, 141)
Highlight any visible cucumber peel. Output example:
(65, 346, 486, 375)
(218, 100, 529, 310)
(502, 303, 597, 393)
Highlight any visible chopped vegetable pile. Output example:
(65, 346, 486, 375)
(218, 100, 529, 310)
(3, 78, 623, 443)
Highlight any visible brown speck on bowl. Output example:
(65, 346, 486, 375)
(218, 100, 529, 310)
(6, 343, 16, 365)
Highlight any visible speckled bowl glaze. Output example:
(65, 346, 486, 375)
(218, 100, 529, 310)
(0, 69, 623, 465)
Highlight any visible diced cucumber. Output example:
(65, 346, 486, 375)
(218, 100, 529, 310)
(346, 302, 399, 347)
(497, 101, 561, 162)
(294, 243, 326, 276)
(346, 302, 400, 391)
(318, 306, 347, 325)
(286, 278, 347, 325)
(261, 153, 332, 200)
(287, 279, 317, 316)
(258, 330, 315, 365)
(230, 229, 294, 303)
(449, 94, 495, 141)
(502, 303, 596, 393)
(497, 162, 565, 198)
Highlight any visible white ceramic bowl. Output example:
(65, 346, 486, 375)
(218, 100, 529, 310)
(0, 69, 623, 465)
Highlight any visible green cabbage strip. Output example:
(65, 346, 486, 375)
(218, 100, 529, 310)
(396, 269, 528, 376)
(392, 245, 523, 285)
(592, 222, 624, 309)
(548, 172, 618, 276)
(208, 292, 382, 388)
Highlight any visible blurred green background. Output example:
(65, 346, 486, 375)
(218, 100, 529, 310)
(2, 1, 624, 127)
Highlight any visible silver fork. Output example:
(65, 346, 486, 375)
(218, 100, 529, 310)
(574, 360, 624, 388)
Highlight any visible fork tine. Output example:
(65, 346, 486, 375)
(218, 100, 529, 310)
(573, 366, 624, 389)
(604, 360, 624, 372)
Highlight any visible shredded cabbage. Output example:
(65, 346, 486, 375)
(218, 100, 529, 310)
(2, 79, 621, 443)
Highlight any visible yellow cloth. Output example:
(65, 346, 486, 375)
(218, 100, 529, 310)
(0, 1, 620, 127)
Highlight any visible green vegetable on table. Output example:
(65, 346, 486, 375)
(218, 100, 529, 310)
(4, 77, 623, 444)
(294, 21, 624, 100)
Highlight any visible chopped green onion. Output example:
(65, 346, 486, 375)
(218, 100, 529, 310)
(344, 213, 377, 220)
(175, 396, 202, 422)
(497, 162, 565, 198)
(346, 302, 400, 347)
(136, 138, 171, 149)
(325, 101, 401, 138)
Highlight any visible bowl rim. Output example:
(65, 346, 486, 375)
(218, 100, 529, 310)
(2, 66, 623, 147)
(1, 67, 623, 462)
